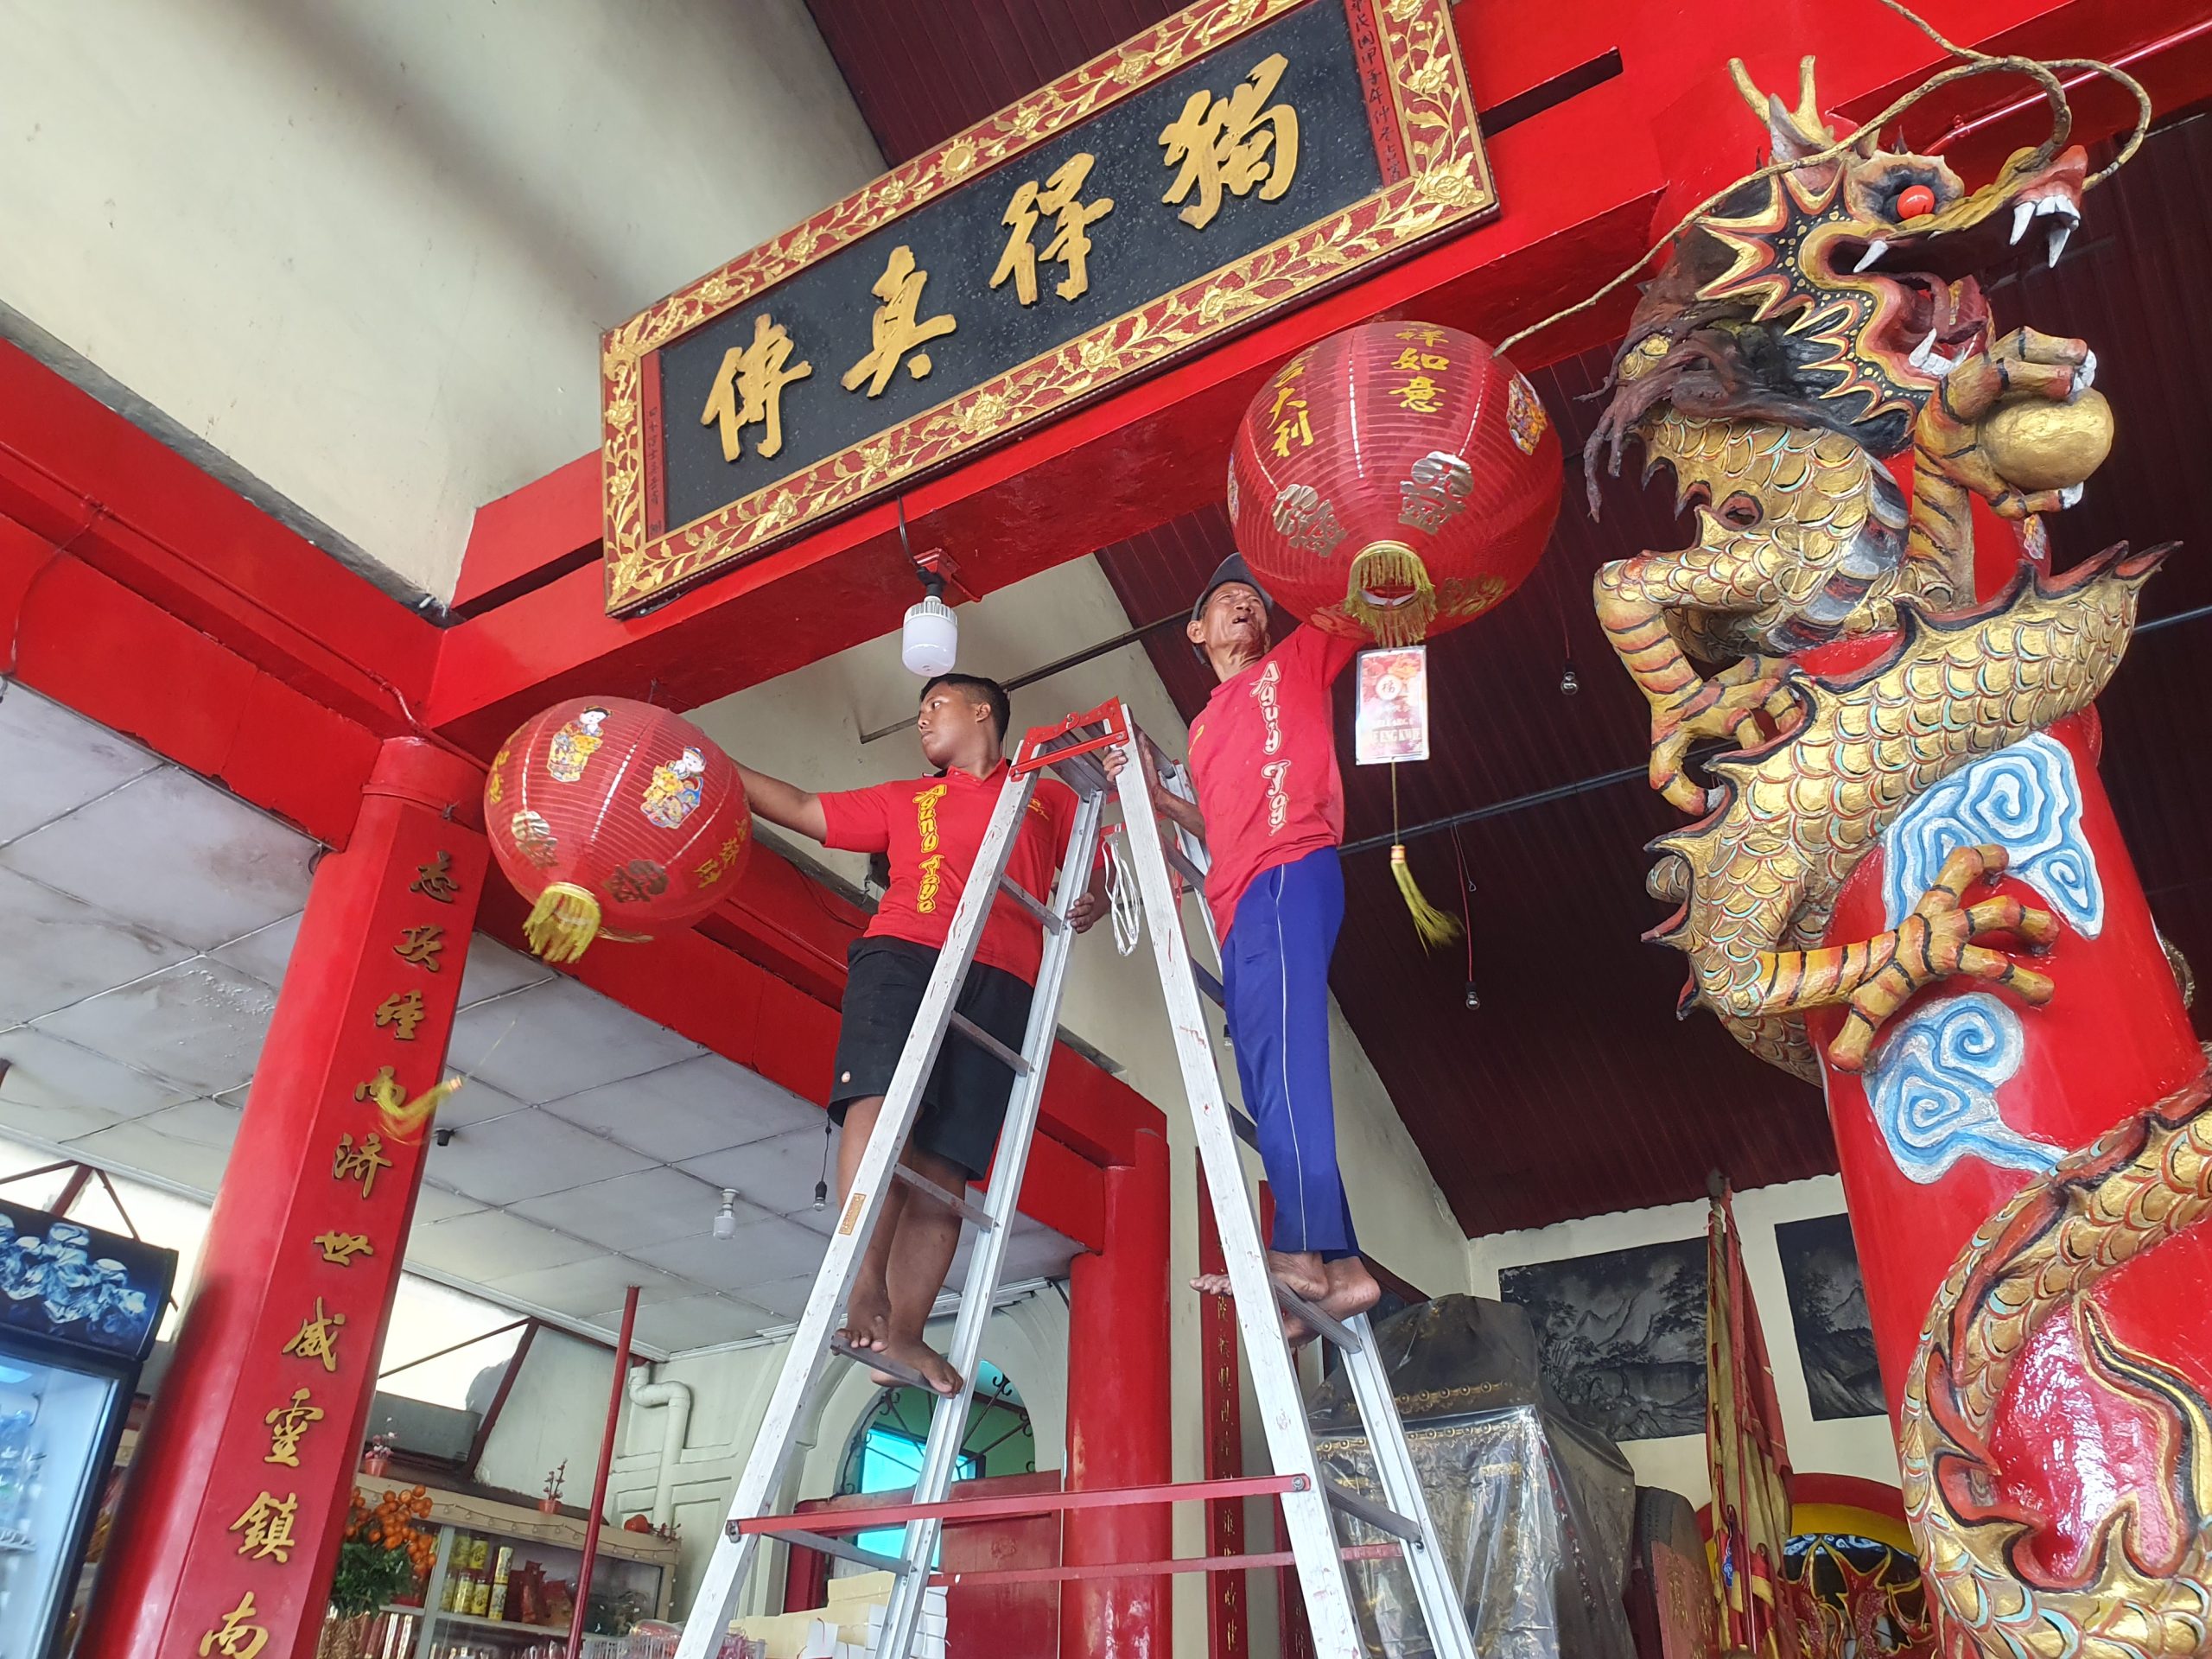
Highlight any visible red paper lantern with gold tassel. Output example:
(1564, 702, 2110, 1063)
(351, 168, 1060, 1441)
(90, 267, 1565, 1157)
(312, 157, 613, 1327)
(1227, 321, 1563, 946)
(484, 698, 751, 963)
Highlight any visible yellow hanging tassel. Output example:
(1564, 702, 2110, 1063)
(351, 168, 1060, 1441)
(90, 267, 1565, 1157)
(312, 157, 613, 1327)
(1346, 541, 1438, 647)
(524, 881, 603, 963)
(1388, 764, 1461, 950)
(378, 1077, 463, 1144)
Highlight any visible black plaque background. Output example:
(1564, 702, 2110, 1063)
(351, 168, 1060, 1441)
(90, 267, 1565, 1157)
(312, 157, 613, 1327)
(657, 0, 1386, 534)
(1498, 1237, 1710, 1443)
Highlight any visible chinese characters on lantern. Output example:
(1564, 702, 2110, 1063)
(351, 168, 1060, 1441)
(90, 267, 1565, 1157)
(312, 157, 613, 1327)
(692, 834, 752, 888)
(1389, 327, 1452, 413)
(697, 48, 1308, 454)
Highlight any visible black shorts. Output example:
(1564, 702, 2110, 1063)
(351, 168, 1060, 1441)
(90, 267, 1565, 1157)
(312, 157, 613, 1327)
(829, 938, 1035, 1181)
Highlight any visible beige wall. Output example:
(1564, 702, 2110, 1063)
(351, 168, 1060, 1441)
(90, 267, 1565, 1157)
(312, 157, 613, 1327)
(1465, 1174, 1901, 1510)
(0, 0, 882, 599)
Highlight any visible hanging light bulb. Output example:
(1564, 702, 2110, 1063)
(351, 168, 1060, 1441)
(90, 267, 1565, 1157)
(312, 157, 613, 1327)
(712, 1189, 740, 1240)
(901, 574, 957, 677)
(1559, 660, 1580, 696)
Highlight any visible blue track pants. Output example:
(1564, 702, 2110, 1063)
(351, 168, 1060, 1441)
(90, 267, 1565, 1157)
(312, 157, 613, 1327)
(1221, 849, 1357, 1257)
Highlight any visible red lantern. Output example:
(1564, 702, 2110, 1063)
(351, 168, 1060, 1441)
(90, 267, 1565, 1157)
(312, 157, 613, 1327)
(1227, 321, 1563, 645)
(485, 698, 751, 963)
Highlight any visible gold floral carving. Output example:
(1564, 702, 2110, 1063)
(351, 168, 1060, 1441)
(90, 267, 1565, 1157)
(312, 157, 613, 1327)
(601, 0, 1492, 614)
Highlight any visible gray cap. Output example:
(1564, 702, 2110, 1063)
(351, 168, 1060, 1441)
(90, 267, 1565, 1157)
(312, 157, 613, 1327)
(1189, 554, 1270, 629)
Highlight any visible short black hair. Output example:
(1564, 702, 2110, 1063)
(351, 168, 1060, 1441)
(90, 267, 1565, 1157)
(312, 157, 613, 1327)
(920, 672, 1012, 744)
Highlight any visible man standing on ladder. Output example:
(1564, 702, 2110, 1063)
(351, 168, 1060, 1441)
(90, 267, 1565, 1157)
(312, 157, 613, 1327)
(1113, 556, 1382, 1335)
(736, 673, 1103, 1394)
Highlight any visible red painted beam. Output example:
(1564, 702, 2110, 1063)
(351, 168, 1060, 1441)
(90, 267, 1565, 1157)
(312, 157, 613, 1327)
(423, 0, 2184, 749)
(0, 343, 440, 735)
(0, 514, 380, 848)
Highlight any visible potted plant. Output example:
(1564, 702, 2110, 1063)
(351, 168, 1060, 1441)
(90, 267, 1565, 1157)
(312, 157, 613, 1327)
(538, 1461, 566, 1515)
(359, 1432, 395, 1478)
(321, 1486, 436, 1659)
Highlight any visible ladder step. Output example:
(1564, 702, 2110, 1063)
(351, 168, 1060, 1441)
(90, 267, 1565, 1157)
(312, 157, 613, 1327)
(1323, 1480, 1426, 1546)
(1274, 1284, 1363, 1354)
(950, 1012, 1033, 1077)
(1191, 961, 1226, 1008)
(893, 1162, 998, 1230)
(1000, 878, 1065, 934)
(779, 1527, 913, 1575)
(1162, 842, 1209, 893)
(828, 1337, 943, 1395)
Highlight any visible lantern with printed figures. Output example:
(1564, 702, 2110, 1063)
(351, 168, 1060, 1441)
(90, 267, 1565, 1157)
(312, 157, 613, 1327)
(1227, 321, 1563, 646)
(485, 698, 751, 963)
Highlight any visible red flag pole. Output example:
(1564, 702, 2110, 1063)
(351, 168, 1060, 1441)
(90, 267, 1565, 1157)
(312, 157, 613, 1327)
(569, 1284, 640, 1659)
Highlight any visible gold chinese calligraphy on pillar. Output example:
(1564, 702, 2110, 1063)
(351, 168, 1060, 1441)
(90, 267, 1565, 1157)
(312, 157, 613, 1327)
(283, 1299, 347, 1372)
(391, 924, 446, 970)
(842, 246, 957, 396)
(332, 1134, 393, 1198)
(409, 851, 462, 903)
(227, 1491, 301, 1563)
(991, 154, 1115, 304)
(263, 1389, 324, 1467)
(1159, 52, 1300, 230)
(199, 1592, 269, 1659)
(701, 313, 813, 461)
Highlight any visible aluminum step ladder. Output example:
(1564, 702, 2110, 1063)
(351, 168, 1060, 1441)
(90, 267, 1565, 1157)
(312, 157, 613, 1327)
(675, 699, 1474, 1659)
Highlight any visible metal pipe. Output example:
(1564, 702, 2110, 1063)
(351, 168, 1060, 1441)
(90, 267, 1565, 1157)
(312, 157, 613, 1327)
(569, 1286, 639, 1659)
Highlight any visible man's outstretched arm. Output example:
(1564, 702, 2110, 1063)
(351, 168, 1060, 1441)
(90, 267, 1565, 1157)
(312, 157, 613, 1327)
(736, 764, 828, 844)
(1103, 740, 1206, 841)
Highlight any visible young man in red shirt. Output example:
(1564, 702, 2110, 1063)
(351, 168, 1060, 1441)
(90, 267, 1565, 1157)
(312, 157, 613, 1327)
(1114, 556, 1381, 1336)
(738, 674, 1100, 1394)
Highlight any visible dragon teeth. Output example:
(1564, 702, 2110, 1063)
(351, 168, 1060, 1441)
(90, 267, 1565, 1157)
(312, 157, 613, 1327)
(1853, 238, 1889, 274)
(2012, 200, 2036, 245)
(2060, 483, 2085, 508)
(2047, 219, 2074, 267)
(1908, 327, 1940, 369)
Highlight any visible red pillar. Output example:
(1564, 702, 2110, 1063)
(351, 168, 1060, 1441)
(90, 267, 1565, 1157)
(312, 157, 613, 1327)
(80, 737, 486, 1659)
(1062, 1125, 1172, 1659)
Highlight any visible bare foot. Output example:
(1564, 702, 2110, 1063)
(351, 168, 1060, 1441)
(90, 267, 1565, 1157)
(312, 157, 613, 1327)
(1316, 1258, 1382, 1325)
(1188, 1255, 1326, 1343)
(838, 1279, 890, 1356)
(873, 1333, 963, 1395)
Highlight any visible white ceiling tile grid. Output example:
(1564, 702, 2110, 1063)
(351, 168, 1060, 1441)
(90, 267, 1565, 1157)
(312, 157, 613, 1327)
(444, 976, 705, 1104)
(0, 687, 159, 845)
(425, 1107, 656, 1207)
(538, 1053, 817, 1163)
(35, 959, 276, 1096)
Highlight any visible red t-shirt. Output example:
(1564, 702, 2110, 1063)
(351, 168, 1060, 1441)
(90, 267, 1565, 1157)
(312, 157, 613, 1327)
(1186, 625, 1359, 941)
(818, 760, 1081, 984)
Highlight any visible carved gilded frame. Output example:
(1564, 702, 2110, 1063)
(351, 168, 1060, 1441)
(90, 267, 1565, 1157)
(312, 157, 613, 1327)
(600, 0, 1493, 615)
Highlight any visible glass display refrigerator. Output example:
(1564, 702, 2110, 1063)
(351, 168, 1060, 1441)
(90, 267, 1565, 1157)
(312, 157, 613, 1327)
(0, 1203, 173, 1658)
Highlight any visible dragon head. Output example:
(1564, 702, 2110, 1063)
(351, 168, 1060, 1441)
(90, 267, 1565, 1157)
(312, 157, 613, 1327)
(1590, 57, 2088, 481)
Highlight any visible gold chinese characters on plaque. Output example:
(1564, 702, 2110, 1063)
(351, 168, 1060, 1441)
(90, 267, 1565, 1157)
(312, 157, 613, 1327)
(600, 0, 1493, 616)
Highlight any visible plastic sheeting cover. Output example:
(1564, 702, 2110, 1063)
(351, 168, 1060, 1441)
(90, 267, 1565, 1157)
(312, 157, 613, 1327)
(1307, 1294, 1637, 1659)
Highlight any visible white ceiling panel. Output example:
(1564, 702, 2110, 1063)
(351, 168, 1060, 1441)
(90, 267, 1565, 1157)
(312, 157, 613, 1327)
(404, 1207, 605, 1278)
(207, 912, 302, 988)
(410, 1179, 490, 1225)
(742, 1274, 820, 1321)
(0, 1027, 194, 1122)
(455, 937, 556, 1008)
(633, 1214, 828, 1292)
(67, 1117, 232, 1197)
(950, 1216, 1081, 1287)
(131, 1097, 243, 1152)
(0, 767, 313, 950)
(621, 1294, 775, 1353)
(677, 1127, 837, 1217)
(433, 1076, 529, 1132)
(425, 1107, 654, 1205)
(35, 958, 276, 1096)
(487, 1255, 688, 1317)
(445, 976, 704, 1104)
(0, 1091, 129, 1146)
(0, 867, 190, 1026)
(508, 1167, 741, 1254)
(0, 687, 158, 844)
(540, 1054, 818, 1163)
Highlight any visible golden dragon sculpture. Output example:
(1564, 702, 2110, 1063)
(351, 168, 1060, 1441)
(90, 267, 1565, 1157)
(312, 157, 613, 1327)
(1581, 54, 2210, 1659)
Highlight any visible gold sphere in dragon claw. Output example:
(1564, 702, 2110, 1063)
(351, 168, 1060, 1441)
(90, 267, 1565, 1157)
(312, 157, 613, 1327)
(1978, 388, 2114, 493)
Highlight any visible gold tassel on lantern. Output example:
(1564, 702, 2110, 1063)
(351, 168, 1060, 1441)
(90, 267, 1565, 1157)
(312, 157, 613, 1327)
(524, 881, 603, 963)
(1388, 766, 1461, 950)
(1346, 541, 1439, 647)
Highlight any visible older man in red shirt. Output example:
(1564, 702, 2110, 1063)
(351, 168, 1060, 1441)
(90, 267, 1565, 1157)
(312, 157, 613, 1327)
(1116, 556, 1380, 1334)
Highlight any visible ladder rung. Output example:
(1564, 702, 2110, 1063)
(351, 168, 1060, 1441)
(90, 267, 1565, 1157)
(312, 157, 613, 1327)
(1163, 842, 1208, 892)
(1230, 1109, 1259, 1151)
(1323, 1480, 1425, 1546)
(777, 1527, 912, 1574)
(1051, 752, 1111, 796)
(1274, 1284, 1362, 1354)
(950, 1012, 1033, 1077)
(828, 1336, 940, 1395)
(1000, 878, 1064, 933)
(893, 1163, 998, 1230)
(1191, 962, 1225, 1007)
